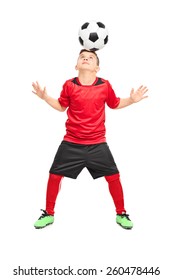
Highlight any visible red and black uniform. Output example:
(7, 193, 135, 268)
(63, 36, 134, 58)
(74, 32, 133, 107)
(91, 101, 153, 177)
(46, 77, 126, 215)
(58, 77, 120, 144)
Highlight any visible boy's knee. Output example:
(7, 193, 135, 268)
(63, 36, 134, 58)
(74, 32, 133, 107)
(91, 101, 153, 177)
(49, 173, 63, 181)
(105, 173, 120, 183)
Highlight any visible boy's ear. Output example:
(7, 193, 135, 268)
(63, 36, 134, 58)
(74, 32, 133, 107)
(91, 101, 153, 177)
(75, 65, 78, 70)
(96, 66, 100, 72)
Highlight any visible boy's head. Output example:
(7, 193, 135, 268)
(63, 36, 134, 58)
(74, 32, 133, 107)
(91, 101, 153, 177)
(79, 49, 100, 66)
(75, 49, 100, 73)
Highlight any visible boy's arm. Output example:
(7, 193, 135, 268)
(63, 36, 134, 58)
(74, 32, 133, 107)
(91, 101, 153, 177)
(32, 81, 66, 112)
(116, 85, 148, 109)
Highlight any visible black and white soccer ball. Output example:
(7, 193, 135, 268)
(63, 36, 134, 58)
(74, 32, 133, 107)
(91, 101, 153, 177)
(78, 21, 108, 51)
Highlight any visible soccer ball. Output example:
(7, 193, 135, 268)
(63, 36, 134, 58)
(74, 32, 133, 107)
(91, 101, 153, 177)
(78, 21, 108, 51)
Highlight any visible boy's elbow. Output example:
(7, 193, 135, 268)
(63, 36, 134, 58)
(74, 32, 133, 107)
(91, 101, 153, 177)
(60, 106, 66, 112)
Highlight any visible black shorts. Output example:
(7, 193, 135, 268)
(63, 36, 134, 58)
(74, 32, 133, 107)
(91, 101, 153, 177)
(49, 141, 119, 179)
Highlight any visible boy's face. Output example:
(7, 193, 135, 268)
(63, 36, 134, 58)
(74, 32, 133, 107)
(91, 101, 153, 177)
(75, 51, 100, 73)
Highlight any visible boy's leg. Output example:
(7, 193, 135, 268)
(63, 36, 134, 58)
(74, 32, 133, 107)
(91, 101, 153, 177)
(46, 173, 64, 215)
(105, 173, 126, 214)
(105, 173, 133, 229)
(34, 173, 63, 229)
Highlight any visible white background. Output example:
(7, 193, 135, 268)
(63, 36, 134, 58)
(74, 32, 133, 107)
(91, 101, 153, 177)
(0, 0, 172, 279)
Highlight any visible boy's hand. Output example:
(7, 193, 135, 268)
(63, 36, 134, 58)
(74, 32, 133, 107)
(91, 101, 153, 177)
(130, 85, 148, 103)
(32, 81, 47, 100)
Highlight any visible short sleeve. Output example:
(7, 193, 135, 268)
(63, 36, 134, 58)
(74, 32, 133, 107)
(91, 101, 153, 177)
(106, 81, 120, 109)
(58, 81, 70, 108)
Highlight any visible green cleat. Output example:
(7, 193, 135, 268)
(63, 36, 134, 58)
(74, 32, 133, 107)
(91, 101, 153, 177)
(34, 209, 54, 229)
(116, 213, 133, 229)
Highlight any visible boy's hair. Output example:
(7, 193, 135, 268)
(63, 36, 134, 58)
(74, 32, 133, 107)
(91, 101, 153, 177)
(79, 49, 100, 66)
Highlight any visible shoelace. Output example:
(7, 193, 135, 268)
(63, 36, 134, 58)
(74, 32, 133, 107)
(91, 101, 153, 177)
(121, 213, 131, 221)
(38, 209, 49, 220)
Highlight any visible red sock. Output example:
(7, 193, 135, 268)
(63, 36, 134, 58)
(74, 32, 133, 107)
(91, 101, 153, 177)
(105, 173, 126, 214)
(46, 173, 64, 215)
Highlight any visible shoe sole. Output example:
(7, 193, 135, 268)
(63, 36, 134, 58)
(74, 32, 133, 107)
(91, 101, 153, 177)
(116, 222, 133, 230)
(34, 222, 54, 229)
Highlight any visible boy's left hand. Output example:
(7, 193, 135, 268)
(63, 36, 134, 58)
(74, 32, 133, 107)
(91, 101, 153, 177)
(130, 85, 148, 103)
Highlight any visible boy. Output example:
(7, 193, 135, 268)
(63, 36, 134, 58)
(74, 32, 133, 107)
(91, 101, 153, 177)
(32, 49, 148, 230)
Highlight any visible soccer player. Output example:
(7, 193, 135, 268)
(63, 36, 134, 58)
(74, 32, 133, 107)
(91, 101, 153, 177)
(32, 49, 148, 230)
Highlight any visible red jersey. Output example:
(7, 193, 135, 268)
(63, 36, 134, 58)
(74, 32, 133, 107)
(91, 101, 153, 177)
(58, 77, 120, 144)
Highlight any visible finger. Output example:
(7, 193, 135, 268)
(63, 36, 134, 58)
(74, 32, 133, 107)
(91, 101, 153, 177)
(137, 86, 148, 95)
(32, 82, 39, 90)
(142, 86, 148, 91)
(36, 81, 41, 90)
(32, 85, 37, 91)
(130, 88, 134, 94)
(142, 95, 148, 99)
(142, 88, 148, 94)
(139, 86, 148, 92)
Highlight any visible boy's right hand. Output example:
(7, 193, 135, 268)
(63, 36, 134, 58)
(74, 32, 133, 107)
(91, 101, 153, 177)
(32, 81, 47, 100)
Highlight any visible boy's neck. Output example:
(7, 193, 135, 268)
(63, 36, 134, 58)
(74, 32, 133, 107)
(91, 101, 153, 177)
(78, 72, 97, 85)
